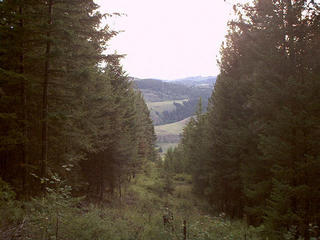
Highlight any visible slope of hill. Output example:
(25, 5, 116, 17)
(134, 78, 212, 102)
(133, 77, 214, 153)
(146, 100, 188, 125)
(134, 78, 212, 125)
(155, 116, 192, 152)
(146, 99, 187, 113)
(170, 76, 217, 87)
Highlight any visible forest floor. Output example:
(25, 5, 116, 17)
(0, 162, 261, 240)
(105, 162, 261, 240)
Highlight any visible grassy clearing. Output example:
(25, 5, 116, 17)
(147, 99, 189, 125)
(147, 99, 188, 113)
(0, 163, 262, 240)
(155, 117, 192, 136)
(155, 117, 191, 154)
(122, 162, 262, 240)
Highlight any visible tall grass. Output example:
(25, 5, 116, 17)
(0, 164, 262, 239)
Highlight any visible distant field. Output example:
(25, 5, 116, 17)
(144, 97, 194, 154)
(147, 99, 188, 113)
(155, 116, 192, 154)
(155, 116, 192, 137)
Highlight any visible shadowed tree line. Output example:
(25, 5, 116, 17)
(0, 0, 157, 201)
(165, 1, 320, 239)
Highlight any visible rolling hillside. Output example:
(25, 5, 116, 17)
(155, 117, 192, 152)
(134, 78, 212, 125)
(170, 76, 217, 87)
(134, 78, 212, 102)
(134, 76, 214, 153)
(147, 100, 188, 125)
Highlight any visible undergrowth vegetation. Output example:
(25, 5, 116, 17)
(0, 163, 262, 240)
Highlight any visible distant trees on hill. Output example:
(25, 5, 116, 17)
(134, 79, 212, 102)
(134, 79, 212, 125)
(161, 99, 208, 125)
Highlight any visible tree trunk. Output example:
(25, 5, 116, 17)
(41, 0, 53, 193)
(19, 5, 28, 197)
(99, 157, 104, 201)
(118, 175, 122, 200)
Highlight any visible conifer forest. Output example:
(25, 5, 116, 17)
(0, 0, 320, 240)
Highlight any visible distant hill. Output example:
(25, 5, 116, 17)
(133, 78, 212, 125)
(146, 100, 187, 125)
(155, 116, 192, 142)
(155, 116, 192, 153)
(169, 76, 217, 87)
(134, 78, 212, 102)
(132, 76, 215, 153)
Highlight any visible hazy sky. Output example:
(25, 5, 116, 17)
(95, 0, 240, 80)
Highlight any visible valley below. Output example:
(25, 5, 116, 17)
(155, 117, 192, 152)
(134, 76, 216, 153)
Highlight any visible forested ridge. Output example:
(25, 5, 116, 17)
(165, 0, 320, 239)
(1, 0, 320, 240)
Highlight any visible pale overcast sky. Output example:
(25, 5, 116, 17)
(95, 0, 244, 80)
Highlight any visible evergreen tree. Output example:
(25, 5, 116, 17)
(0, 0, 156, 203)
(173, 1, 320, 238)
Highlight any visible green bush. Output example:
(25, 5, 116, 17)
(0, 178, 23, 228)
(173, 173, 192, 183)
(1, 167, 264, 240)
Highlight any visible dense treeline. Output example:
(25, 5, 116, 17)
(165, 1, 320, 239)
(0, 0, 156, 200)
(148, 99, 209, 126)
(160, 98, 209, 125)
(134, 78, 212, 102)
